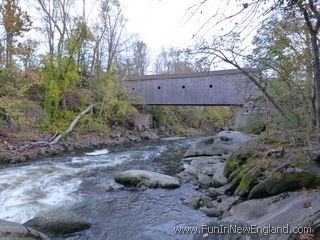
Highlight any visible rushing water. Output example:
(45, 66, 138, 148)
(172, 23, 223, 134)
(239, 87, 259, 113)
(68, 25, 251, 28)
(0, 138, 212, 240)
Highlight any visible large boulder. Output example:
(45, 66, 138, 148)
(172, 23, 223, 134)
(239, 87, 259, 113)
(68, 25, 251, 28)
(23, 216, 91, 236)
(225, 192, 320, 240)
(184, 131, 255, 158)
(189, 156, 223, 173)
(114, 170, 180, 189)
(249, 162, 320, 199)
(178, 156, 228, 187)
(0, 219, 51, 240)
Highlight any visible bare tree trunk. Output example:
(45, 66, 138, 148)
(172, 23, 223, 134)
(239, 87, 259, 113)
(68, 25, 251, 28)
(310, 32, 320, 139)
(298, 0, 320, 141)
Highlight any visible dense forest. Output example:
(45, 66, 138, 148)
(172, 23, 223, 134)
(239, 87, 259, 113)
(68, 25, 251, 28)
(0, 0, 320, 152)
(0, 1, 320, 239)
(0, 0, 232, 149)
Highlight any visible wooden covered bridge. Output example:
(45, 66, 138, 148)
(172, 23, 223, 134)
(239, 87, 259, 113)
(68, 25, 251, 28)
(124, 69, 257, 106)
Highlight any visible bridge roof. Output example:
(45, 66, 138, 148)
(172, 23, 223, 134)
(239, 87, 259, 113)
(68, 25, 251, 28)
(124, 68, 260, 81)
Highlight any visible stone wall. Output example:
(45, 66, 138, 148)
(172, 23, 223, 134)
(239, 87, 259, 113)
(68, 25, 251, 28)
(134, 114, 153, 131)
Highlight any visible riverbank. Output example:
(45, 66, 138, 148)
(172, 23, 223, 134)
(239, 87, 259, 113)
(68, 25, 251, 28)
(2, 129, 319, 239)
(174, 131, 320, 240)
(0, 114, 214, 164)
(0, 127, 162, 164)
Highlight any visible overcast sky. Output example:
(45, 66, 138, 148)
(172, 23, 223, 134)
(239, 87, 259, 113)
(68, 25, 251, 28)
(121, 0, 208, 53)
(24, 0, 227, 52)
(22, 0, 262, 70)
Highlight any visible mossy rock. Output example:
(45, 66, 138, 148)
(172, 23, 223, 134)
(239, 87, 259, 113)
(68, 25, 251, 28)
(211, 179, 223, 188)
(225, 166, 251, 195)
(24, 217, 91, 236)
(224, 141, 258, 177)
(225, 175, 242, 194)
(0, 155, 7, 163)
(249, 171, 320, 199)
(114, 170, 180, 188)
(228, 168, 241, 182)
(235, 167, 263, 197)
(273, 172, 318, 184)
(114, 175, 142, 186)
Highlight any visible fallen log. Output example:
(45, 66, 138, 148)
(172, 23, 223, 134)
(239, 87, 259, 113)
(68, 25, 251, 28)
(2, 103, 96, 153)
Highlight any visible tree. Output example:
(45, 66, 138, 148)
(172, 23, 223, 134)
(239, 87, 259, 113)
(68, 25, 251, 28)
(95, 0, 126, 115)
(131, 40, 149, 76)
(0, 0, 32, 68)
(121, 39, 149, 76)
(99, 0, 126, 75)
(154, 47, 194, 74)
(288, 0, 320, 139)
(251, 11, 315, 140)
(35, 0, 74, 56)
(191, 0, 320, 140)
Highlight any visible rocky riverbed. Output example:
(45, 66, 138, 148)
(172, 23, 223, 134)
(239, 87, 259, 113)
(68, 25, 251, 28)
(0, 136, 211, 240)
(0, 127, 160, 164)
(177, 131, 320, 240)
(1, 130, 320, 240)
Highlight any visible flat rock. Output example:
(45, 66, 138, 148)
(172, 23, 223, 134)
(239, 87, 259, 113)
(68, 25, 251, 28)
(114, 170, 180, 189)
(203, 207, 223, 217)
(225, 192, 320, 240)
(189, 156, 223, 172)
(184, 131, 255, 158)
(0, 219, 51, 240)
(23, 217, 91, 236)
(198, 174, 212, 187)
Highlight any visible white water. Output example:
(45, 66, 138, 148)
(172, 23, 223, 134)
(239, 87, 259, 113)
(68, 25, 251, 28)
(0, 144, 169, 224)
(85, 149, 109, 156)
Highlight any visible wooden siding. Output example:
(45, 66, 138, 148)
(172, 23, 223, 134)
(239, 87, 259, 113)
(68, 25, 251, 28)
(124, 69, 257, 106)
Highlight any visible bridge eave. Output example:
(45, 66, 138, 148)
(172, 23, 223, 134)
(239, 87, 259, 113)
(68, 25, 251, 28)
(129, 103, 244, 107)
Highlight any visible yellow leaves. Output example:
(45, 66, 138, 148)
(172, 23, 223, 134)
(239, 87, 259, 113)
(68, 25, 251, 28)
(0, 0, 32, 35)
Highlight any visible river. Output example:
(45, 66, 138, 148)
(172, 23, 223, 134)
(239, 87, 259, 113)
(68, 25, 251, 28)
(0, 137, 211, 240)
